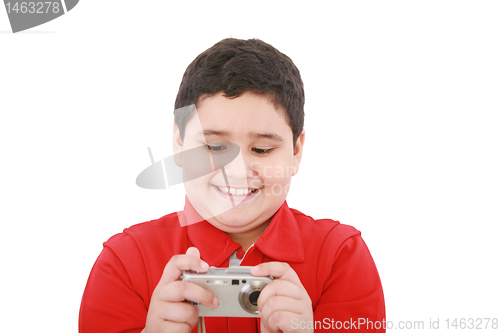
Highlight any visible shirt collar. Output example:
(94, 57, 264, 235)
(180, 196, 305, 267)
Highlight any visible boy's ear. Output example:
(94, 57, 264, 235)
(292, 129, 305, 176)
(172, 123, 183, 167)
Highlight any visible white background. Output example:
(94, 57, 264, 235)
(1, 1, 499, 331)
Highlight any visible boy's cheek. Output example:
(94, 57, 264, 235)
(184, 175, 233, 221)
(258, 175, 293, 198)
(259, 183, 291, 198)
(184, 174, 211, 197)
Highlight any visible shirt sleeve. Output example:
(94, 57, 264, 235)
(79, 237, 149, 333)
(313, 234, 386, 332)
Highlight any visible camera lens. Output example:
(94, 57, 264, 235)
(249, 291, 260, 306)
(239, 280, 270, 314)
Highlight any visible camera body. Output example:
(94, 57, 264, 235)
(181, 266, 273, 317)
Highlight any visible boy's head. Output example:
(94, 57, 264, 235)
(173, 38, 306, 235)
(174, 38, 304, 148)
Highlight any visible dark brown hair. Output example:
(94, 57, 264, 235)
(174, 38, 305, 147)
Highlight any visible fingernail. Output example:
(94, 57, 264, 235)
(252, 265, 259, 272)
(201, 262, 209, 270)
(212, 297, 219, 307)
(258, 310, 262, 317)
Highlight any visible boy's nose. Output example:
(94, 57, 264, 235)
(221, 151, 255, 182)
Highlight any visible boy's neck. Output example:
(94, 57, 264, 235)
(226, 217, 272, 252)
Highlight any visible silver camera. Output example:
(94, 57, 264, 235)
(181, 266, 273, 317)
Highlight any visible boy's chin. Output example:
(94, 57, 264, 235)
(207, 216, 262, 233)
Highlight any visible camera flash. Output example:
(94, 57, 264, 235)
(207, 279, 228, 285)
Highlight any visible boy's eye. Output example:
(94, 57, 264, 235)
(204, 143, 227, 152)
(252, 147, 274, 155)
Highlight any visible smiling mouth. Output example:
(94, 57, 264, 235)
(214, 185, 259, 196)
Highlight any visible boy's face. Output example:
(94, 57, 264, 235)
(173, 91, 305, 234)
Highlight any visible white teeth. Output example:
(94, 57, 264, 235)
(217, 186, 255, 196)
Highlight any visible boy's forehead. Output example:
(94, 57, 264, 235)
(194, 129, 285, 142)
(184, 92, 293, 140)
(197, 91, 289, 121)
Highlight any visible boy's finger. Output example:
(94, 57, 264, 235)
(251, 262, 303, 287)
(159, 280, 219, 309)
(154, 321, 193, 333)
(185, 247, 200, 258)
(257, 279, 304, 309)
(259, 295, 306, 324)
(148, 298, 199, 327)
(158, 254, 209, 285)
(264, 310, 299, 333)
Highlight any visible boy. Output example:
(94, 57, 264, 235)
(79, 38, 385, 333)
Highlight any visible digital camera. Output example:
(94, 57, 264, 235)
(181, 266, 273, 317)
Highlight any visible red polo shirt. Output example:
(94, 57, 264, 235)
(79, 197, 385, 332)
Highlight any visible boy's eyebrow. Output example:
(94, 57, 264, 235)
(198, 130, 230, 137)
(198, 130, 284, 142)
(249, 132, 283, 142)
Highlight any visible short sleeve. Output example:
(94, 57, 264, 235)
(313, 234, 385, 332)
(79, 237, 149, 333)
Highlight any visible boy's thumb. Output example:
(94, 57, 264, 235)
(185, 247, 200, 258)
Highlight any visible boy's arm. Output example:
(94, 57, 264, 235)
(79, 244, 149, 333)
(80, 240, 218, 333)
(313, 234, 385, 332)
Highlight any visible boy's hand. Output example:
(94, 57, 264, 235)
(143, 247, 219, 333)
(252, 263, 313, 333)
